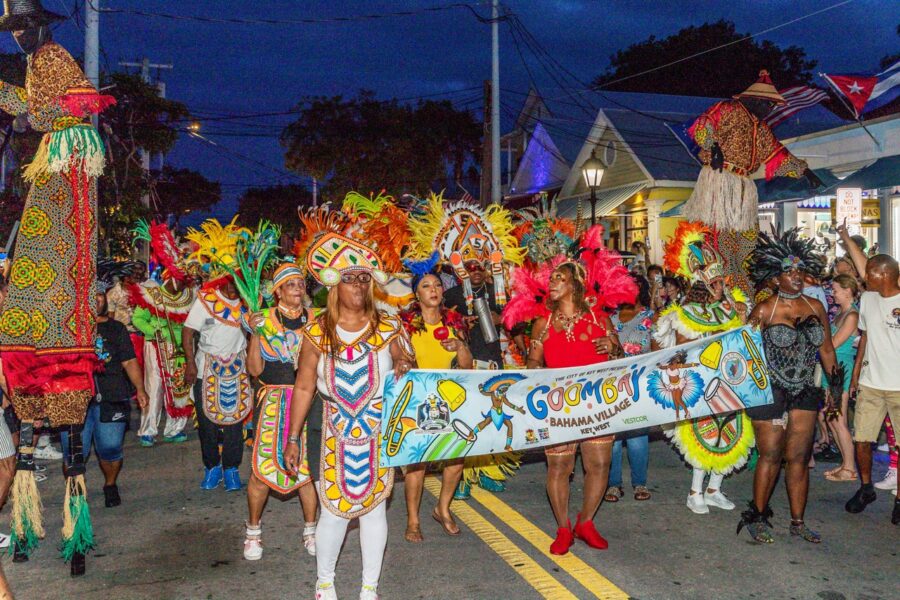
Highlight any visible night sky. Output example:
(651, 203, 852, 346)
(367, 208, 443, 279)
(7, 0, 897, 221)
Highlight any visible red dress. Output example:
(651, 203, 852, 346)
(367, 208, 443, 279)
(541, 308, 614, 454)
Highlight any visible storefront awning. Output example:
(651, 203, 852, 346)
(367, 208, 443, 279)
(556, 183, 648, 220)
(825, 155, 900, 191)
(756, 168, 839, 203)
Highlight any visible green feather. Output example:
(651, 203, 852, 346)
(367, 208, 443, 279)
(60, 494, 95, 562)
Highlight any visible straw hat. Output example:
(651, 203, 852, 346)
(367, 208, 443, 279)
(0, 0, 64, 31)
(734, 70, 786, 105)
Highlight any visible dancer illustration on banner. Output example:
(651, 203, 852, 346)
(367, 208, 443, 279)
(463, 373, 527, 451)
(648, 350, 703, 420)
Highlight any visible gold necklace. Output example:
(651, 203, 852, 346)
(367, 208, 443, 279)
(553, 310, 584, 343)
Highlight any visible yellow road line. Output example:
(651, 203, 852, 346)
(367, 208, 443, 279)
(423, 477, 577, 600)
(470, 485, 630, 600)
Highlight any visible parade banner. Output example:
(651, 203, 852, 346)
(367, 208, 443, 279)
(381, 326, 772, 467)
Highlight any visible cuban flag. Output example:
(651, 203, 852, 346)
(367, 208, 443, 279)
(821, 60, 900, 118)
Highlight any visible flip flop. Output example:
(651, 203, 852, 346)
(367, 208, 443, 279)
(432, 508, 460, 536)
(825, 467, 858, 482)
(604, 486, 623, 503)
(404, 524, 423, 543)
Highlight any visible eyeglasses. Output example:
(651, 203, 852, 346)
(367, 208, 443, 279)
(340, 271, 372, 285)
(464, 261, 485, 272)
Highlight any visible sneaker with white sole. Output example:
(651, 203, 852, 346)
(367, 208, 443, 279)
(874, 467, 897, 492)
(704, 489, 736, 510)
(686, 492, 709, 514)
(33, 445, 63, 460)
(243, 523, 263, 561)
(315, 581, 338, 600)
(359, 584, 379, 600)
(0, 533, 10, 549)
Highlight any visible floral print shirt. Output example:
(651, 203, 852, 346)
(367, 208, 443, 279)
(612, 308, 655, 356)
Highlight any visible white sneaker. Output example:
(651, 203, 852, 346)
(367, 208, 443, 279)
(315, 581, 338, 600)
(359, 584, 379, 600)
(704, 489, 736, 510)
(243, 524, 263, 561)
(33, 445, 63, 460)
(0, 533, 10, 549)
(686, 492, 709, 514)
(303, 522, 317, 556)
(876, 443, 890, 452)
(874, 467, 897, 491)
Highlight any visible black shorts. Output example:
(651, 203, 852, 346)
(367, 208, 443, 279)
(746, 384, 822, 421)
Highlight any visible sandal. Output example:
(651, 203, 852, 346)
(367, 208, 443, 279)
(404, 523, 423, 543)
(790, 520, 821, 543)
(825, 467, 858, 482)
(633, 486, 651, 501)
(432, 508, 460, 536)
(604, 486, 623, 503)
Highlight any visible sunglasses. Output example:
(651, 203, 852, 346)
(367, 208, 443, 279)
(340, 271, 372, 285)
(464, 261, 485, 272)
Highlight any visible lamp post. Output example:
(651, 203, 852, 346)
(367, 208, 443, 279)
(581, 149, 605, 225)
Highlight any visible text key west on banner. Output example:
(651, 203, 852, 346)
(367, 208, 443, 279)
(381, 326, 773, 467)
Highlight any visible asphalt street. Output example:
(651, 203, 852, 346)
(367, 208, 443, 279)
(4, 422, 897, 600)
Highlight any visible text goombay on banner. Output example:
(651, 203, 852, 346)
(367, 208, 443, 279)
(381, 326, 772, 467)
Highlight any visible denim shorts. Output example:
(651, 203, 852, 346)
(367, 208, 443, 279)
(61, 403, 127, 463)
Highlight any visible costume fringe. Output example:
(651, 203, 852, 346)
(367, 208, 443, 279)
(22, 134, 51, 183)
(48, 126, 106, 178)
(462, 451, 522, 485)
(60, 475, 95, 562)
(664, 412, 755, 475)
(684, 166, 758, 232)
(9, 470, 44, 557)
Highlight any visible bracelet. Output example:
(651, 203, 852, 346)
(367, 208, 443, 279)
(287, 435, 300, 444)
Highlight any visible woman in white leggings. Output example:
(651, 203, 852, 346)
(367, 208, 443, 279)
(284, 234, 414, 600)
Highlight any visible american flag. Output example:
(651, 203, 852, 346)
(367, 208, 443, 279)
(765, 85, 830, 128)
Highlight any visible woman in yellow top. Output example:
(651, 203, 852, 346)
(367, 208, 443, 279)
(399, 259, 473, 542)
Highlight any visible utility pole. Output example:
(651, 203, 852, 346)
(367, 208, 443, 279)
(480, 80, 492, 207)
(84, 0, 100, 128)
(490, 0, 501, 206)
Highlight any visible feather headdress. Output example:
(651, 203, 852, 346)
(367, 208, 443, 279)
(512, 193, 576, 266)
(342, 190, 411, 274)
(501, 225, 636, 329)
(292, 205, 351, 270)
(185, 216, 250, 283)
(750, 228, 825, 285)
(131, 218, 191, 284)
(405, 191, 525, 310)
(663, 220, 725, 289)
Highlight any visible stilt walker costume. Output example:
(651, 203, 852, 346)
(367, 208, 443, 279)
(681, 70, 820, 298)
(654, 221, 754, 515)
(0, 0, 115, 573)
(299, 232, 412, 599)
(131, 220, 196, 443)
(405, 192, 526, 498)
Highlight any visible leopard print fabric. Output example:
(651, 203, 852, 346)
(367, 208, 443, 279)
(12, 390, 92, 426)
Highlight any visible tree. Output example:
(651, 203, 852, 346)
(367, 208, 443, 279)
(280, 91, 480, 202)
(592, 20, 816, 97)
(153, 166, 221, 219)
(237, 183, 313, 235)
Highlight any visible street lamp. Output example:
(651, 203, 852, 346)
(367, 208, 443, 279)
(581, 148, 605, 225)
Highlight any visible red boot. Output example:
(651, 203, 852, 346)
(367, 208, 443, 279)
(573, 514, 608, 550)
(549, 520, 574, 555)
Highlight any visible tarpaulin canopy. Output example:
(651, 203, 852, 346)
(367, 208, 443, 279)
(825, 155, 900, 192)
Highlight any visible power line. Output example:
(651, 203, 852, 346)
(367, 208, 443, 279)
(89, 1, 496, 26)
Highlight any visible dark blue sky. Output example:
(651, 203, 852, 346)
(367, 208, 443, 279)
(8, 0, 898, 219)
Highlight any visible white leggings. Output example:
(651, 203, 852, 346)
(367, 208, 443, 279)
(691, 468, 725, 493)
(316, 500, 388, 588)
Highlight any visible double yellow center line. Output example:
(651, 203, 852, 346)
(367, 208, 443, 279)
(424, 477, 629, 599)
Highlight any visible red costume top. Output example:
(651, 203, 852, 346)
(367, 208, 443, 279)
(542, 308, 610, 368)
